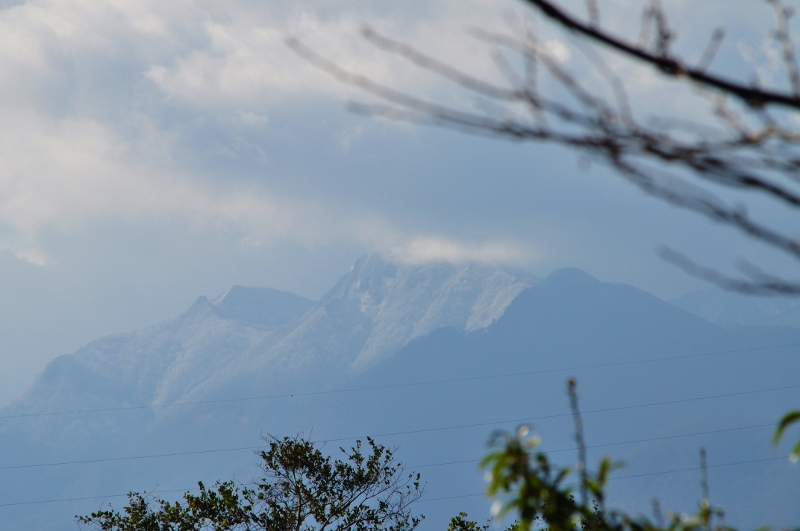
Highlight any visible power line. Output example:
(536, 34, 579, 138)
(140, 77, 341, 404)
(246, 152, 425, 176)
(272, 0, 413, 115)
(0, 345, 795, 511)
(0, 382, 793, 512)
(417, 455, 792, 503)
(0, 405, 783, 473)
(2, 341, 796, 421)
(0, 421, 774, 472)
(0, 454, 791, 509)
(411, 421, 775, 469)
(0, 446, 263, 471)
(319, 382, 799, 443)
(0, 487, 197, 509)
(612, 455, 790, 481)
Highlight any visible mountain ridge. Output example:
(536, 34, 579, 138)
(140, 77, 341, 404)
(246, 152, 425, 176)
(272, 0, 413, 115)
(1, 257, 798, 531)
(4, 254, 537, 412)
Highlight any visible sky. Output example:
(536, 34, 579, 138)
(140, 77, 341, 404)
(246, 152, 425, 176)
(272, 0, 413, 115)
(0, 0, 797, 406)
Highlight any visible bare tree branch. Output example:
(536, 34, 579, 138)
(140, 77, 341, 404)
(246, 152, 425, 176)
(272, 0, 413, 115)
(660, 248, 800, 295)
(289, 1, 800, 294)
(522, 0, 800, 109)
(769, 0, 800, 96)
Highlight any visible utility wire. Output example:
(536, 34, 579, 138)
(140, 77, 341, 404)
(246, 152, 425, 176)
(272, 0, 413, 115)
(0, 487, 198, 508)
(0, 454, 790, 508)
(412, 421, 776, 469)
(319, 382, 800, 443)
(1, 341, 796, 421)
(0, 392, 788, 472)
(417, 455, 792, 503)
(0, 344, 795, 510)
(0, 446, 263, 471)
(0, 421, 775, 472)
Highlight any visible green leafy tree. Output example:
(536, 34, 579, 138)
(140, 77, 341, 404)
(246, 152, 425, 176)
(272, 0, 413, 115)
(478, 380, 744, 531)
(77, 435, 424, 531)
(480, 427, 734, 531)
(447, 512, 520, 531)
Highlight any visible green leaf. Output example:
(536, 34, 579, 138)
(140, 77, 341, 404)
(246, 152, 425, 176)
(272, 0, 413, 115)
(773, 410, 800, 445)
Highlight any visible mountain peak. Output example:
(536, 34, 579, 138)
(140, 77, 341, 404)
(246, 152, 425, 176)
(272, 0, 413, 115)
(179, 295, 223, 321)
(306, 254, 536, 372)
(210, 286, 315, 327)
(542, 267, 599, 286)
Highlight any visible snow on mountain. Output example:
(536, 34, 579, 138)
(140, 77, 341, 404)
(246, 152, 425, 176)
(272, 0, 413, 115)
(169, 254, 536, 399)
(271, 254, 534, 373)
(1, 260, 799, 531)
(4, 255, 534, 413)
(4, 292, 296, 417)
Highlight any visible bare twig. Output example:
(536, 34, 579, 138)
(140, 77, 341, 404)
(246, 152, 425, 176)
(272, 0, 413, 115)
(522, 0, 800, 109)
(696, 28, 725, 73)
(659, 248, 800, 295)
(698, 447, 711, 530)
(289, 0, 800, 295)
(651, 498, 664, 528)
(585, 0, 599, 28)
(769, 0, 800, 96)
(567, 378, 588, 507)
(571, 38, 633, 122)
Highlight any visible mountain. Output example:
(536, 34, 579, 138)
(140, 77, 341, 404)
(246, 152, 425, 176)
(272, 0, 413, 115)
(672, 287, 800, 328)
(211, 286, 315, 327)
(3, 255, 533, 416)
(359, 268, 800, 528)
(193, 255, 536, 397)
(0, 258, 798, 531)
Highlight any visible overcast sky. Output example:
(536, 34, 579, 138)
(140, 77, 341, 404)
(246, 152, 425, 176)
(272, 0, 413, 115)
(0, 0, 796, 405)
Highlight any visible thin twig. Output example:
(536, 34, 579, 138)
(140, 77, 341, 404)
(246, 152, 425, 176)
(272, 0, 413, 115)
(700, 447, 711, 529)
(770, 0, 800, 96)
(567, 378, 588, 507)
(659, 248, 800, 295)
(523, 0, 800, 109)
(696, 28, 725, 73)
(585, 0, 599, 28)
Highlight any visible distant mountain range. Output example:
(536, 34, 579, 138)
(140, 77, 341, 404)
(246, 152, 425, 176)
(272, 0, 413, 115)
(673, 287, 800, 328)
(0, 256, 797, 531)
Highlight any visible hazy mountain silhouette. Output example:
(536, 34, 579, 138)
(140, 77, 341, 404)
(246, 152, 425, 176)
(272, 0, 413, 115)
(0, 258, 797, 530)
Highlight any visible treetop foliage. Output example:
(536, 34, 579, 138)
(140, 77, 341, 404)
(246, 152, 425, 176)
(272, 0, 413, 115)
(78, 435, 424, 531)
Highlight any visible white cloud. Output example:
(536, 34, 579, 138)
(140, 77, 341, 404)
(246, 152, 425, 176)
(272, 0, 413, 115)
(12, 247, 51, 267)
(0, 0, 776, 271)
(144, 1, 513, 108)
(0, 0, 531, 267)
(0, 102, 540, 270)
(0, 106, 322, 256)
(389, 236, 534, 266)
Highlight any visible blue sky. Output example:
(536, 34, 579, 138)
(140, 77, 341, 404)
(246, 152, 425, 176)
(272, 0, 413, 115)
(0, 0, 796, 405)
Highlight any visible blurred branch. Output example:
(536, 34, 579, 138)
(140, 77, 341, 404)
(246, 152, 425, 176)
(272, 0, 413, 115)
(523, 0, 800, 109)
(288, 1, 800, 294)
(659, 248, 800, 295)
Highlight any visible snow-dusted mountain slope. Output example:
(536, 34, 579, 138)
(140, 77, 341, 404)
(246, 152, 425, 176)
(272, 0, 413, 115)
(4, 254, 535, 414)
(1, 261, 798, 531)
(196, 255, 536, 397)
(3, 288, 313, 417)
